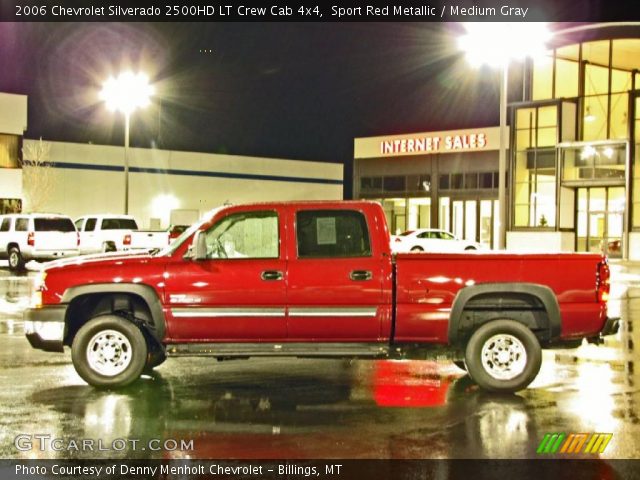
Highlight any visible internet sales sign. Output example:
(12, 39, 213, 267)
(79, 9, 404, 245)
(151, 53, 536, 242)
(354, 127, 504, 159)
(381, 133, 487, 155)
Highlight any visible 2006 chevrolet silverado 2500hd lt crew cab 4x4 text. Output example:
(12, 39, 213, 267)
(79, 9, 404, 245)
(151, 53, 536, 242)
(24, 201, 619, 392)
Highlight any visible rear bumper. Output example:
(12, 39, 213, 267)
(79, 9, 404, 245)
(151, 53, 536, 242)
(23, 306, 67, 352)
(586, 316, 620, 345)
(28, 249, 79, 261)
(600, 316, 620, 336)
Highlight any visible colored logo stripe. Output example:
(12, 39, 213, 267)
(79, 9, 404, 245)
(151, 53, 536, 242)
(538, 433, 613, 454)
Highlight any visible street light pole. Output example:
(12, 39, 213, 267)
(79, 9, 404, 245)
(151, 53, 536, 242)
(498, 64, 508, 250)
(458, 22, 550, 250)
(100, 71, 154, 216)
(124, 112, 130, 214)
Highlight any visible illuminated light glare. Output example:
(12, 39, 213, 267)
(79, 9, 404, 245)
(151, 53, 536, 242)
(458, 22, 551, 67)
(584, 106, 596, 123)
(427, 276, 450, 284)
(99, 72, 154, 115)
(152, 194, 180, 228)
(581, 145, 597, 160)
(603, 147, 614, 159)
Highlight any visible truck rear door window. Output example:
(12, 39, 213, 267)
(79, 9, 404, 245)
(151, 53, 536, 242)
(204, 211, 279, 259)
(101, 218, 138, 230)
(15, 218, 28, 231)
(296, 210, 371, 258)
(34, 218, 75, 232)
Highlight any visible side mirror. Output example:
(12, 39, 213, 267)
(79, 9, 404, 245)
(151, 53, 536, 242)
(189, 231, 208, 261)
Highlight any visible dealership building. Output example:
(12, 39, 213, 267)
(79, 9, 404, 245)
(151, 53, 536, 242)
(354, 30, 640, 260)
(0, 93, 343, 229)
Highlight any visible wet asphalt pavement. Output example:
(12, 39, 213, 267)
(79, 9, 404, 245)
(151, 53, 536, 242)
(0, 264, 639, 460)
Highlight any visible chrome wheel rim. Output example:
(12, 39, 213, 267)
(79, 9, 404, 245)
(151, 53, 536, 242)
(86, 329, 132, 376)
(8, 252, 18, 267)
(480, 334, 527, 380)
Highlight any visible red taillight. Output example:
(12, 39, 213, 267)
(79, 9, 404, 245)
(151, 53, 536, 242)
(596, 259, 610, 303)
(27, 231, 35, 247)
(123, 234, 131, 246)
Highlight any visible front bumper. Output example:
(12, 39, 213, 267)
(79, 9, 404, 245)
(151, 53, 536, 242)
(23, 306, 67, 352)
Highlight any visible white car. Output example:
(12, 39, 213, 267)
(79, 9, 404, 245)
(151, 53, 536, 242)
(391, 229, 483, 253)
(0, 213, 79, 271)
(74, 214, 170, 254)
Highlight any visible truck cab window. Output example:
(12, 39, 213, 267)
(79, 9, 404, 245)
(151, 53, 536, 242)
(296, 210, 371, 258)
(204, 211, 279, 259)
(85, 218, 96, 231)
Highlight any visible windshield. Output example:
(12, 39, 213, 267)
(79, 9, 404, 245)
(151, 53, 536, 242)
(34, 218, 75, 232)
(156, 207, 224, 257)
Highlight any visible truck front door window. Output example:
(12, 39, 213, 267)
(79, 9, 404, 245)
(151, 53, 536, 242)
(204, 211, 279, 259)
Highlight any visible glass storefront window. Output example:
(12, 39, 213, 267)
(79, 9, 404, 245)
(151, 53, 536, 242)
(583, 95, 608, 141)
(532, 56, 553, 100)
(407, 198, 431, 230)
(514, 105, 558, 227)
(555, 44, 579, 98)
(583, 40, 611, 68)
(634, 97, 640, 227)
(555, 59, 579, 98)
(464, 201, 477, 241)
(610, 93, 629, 139)
(439, 197, 450, 232)
(561, 144, 625, 182)
(585, 64, 610, 96)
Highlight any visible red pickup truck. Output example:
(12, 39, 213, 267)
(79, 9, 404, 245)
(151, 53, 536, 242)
(24, 201, 618, 392)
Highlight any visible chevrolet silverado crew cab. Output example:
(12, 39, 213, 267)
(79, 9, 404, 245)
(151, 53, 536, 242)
(0, 213, 79, 271)
(24, 201, 618, 392)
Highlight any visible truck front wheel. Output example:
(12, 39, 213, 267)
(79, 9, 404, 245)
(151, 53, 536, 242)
(71, 315, 148, 388)
(464, 319, 541, 393)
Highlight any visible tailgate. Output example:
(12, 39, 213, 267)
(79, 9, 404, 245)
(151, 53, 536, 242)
(33, 231, 77, 250)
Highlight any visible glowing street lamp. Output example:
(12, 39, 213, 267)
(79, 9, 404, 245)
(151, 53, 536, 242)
(100, 71, 154, 215)
(458, 23, 550, 250)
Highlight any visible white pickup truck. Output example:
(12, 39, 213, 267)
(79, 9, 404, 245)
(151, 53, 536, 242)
(0, 213, 79, 271)
(74, 215, 169, 254)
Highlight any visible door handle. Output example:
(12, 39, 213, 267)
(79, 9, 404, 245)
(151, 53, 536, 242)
(350, 270, 372, 281)
(261, 270, 283, 281)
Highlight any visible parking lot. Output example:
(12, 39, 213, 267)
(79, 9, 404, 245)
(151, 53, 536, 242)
(0, 263, 639, 459)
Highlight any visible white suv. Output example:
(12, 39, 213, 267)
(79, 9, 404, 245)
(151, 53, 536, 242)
(0, 214, 79, 271)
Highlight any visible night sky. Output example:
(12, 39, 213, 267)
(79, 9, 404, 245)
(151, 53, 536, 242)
(0, 19, 584, 196)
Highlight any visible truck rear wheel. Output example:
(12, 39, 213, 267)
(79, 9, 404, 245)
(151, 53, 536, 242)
(464, 319, 541, 393)
(71, 315, 148, 388)
(8, 246, 25, 271)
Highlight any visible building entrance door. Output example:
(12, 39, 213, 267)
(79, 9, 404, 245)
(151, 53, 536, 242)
(576, 186, 625, 257)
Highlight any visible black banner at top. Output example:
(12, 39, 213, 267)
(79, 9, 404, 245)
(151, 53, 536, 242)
(2, 0, 640, 22)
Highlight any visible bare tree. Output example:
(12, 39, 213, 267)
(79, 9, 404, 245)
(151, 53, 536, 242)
(21, 138, 54, 213)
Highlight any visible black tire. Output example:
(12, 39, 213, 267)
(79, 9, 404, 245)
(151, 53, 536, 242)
(102, 242, 116, 253)
(464, 320, 541, 393)
(71, 315, 148, 388)
(143, 343, 167, 374)
(410, 246, 424, 252)
(8, 246, 25, 271)
(464, 246, 477, 251)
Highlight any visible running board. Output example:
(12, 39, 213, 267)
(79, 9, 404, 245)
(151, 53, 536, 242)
(166, 342, 389, 358)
